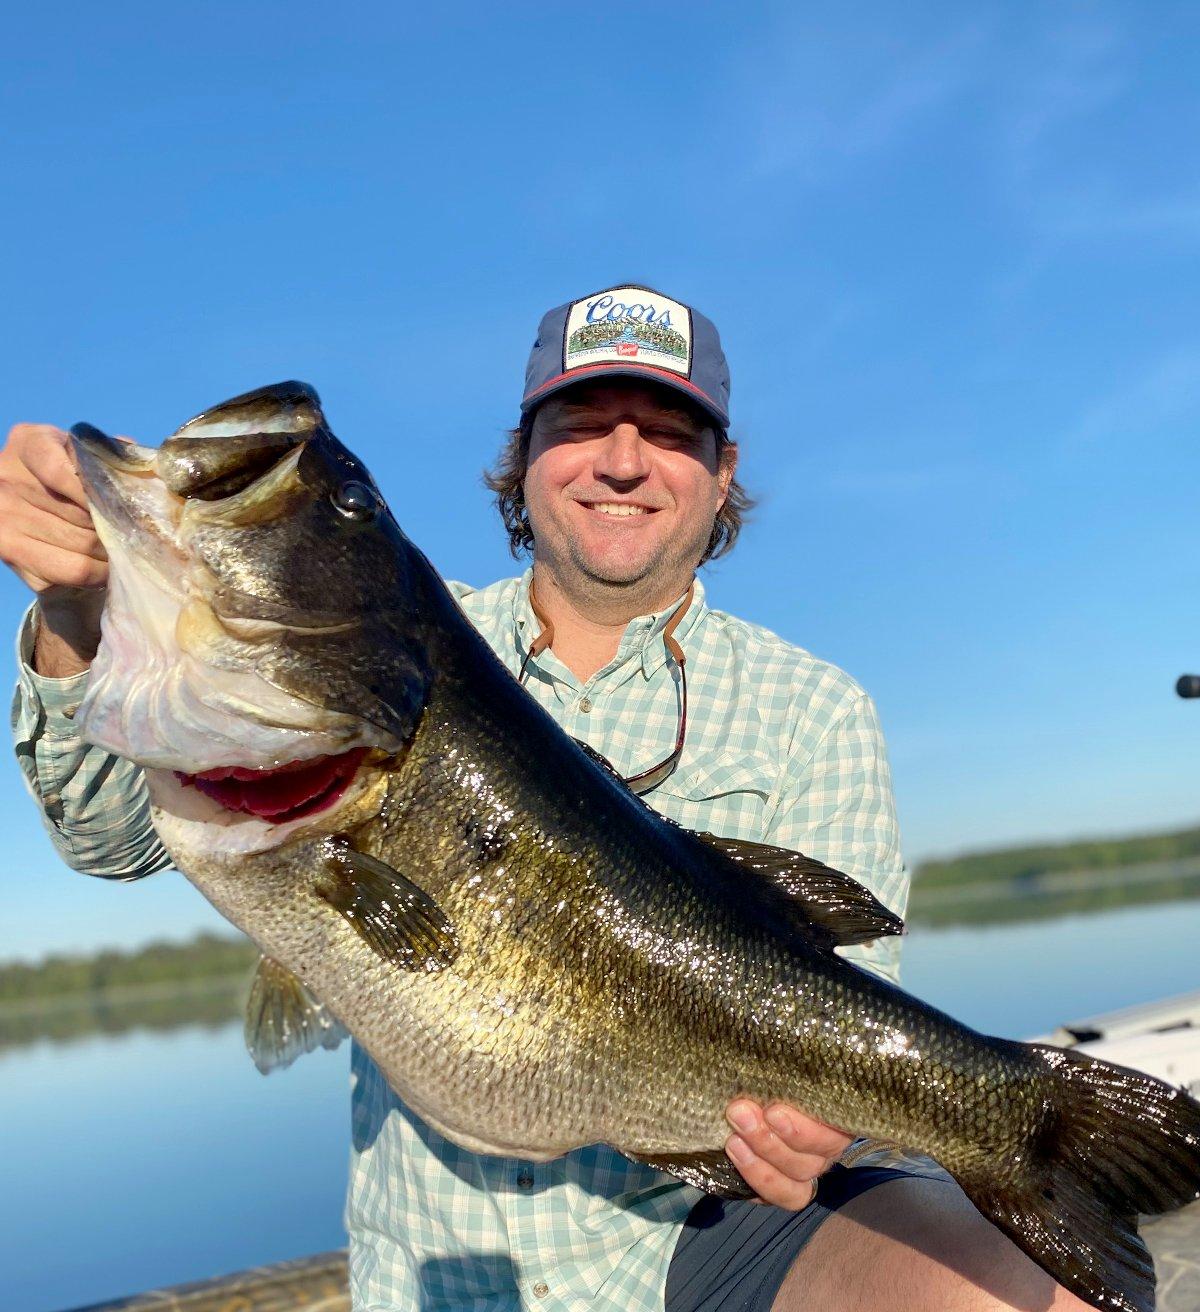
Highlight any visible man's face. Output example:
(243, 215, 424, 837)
(523, 380, 735, 592)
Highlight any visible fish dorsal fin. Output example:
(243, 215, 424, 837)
(244, 955, 347, 1074)
(317, 838, 459, 972)
(694, 832, 904, 949)
(624, 1147, 756, 1198)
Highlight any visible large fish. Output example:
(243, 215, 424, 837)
(70, 383, 1199, 1312)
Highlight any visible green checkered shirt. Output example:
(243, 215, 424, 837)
(11, 569, 913, 1311)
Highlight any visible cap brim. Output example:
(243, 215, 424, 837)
(521, 362, 729, 430)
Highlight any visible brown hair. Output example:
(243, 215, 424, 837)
(483, 414, 754, 563)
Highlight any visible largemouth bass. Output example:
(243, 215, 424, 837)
(70, 383, 1199, 1312)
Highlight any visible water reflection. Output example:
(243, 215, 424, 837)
(902, 898, 1200, 1037)
(0, 977, 245, 1051)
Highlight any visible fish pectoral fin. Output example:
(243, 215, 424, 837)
(244, 955, 347, 1074)
(694, 832, 904, 948)
(317, 839, 459, 971)
(624, 1148, 756, 1199)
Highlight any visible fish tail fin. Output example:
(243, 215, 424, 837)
(963, 1044, 1200, 1312)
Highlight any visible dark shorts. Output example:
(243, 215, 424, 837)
(663, 1166, 913, 1312)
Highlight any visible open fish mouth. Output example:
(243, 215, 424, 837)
(176, 747, 368, 823)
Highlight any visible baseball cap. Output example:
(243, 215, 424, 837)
(520, 284, 731, 430)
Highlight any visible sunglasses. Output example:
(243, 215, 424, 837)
(517, 580, 692, 795)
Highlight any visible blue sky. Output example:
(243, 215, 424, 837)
(2, 2, 1198, 959)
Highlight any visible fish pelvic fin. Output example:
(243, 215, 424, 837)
(694, 832, 904, 948)
(317, 838, 459, 972)
(624, 1148, 756, 1199)
(964, 1044, 1200, 1312)
(244, 955, 347, 1074)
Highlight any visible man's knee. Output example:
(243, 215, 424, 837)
(773, 1176, 1092, 1312)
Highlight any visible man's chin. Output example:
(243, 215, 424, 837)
(567, 539, 664, 588)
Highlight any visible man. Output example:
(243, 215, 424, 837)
(3, 285, 1086, 1310)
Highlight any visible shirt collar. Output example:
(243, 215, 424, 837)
(512, 567, 708, 681)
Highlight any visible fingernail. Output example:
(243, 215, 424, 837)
(765, 1106, 793, 1135)
(725, 1134, 754, 1166)
(727, 1103, 758, 1134)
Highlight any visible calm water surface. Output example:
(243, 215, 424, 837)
(3, 901, 1198, 1312)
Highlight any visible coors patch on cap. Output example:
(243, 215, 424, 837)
(563, 286, 693, 379)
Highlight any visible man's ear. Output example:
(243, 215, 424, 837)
(716, 440, 738, 510)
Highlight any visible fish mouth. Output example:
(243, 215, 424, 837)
(176, 748, 368, 823)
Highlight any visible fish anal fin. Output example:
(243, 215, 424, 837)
(695, 832, 904, 948)
(244, 954, 347, 1074)
(317, 838, 459, 972)
(625, 1148, 756, 1199)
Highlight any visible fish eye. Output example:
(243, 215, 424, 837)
(331, 480, 379, 520)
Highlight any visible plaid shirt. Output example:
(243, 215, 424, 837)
(11, 570, 914, 1311)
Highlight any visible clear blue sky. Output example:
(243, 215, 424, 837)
(3, 2, 1198, 959)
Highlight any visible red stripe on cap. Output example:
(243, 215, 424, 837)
(523, 363, 726, 420)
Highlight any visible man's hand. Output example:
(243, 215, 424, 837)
(725, 1099, 853, 1209)
(0, 422, 108, 675)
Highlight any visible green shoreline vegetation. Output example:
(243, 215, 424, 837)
(913, 823, 1200, 890)
(0, 932, 258, 1050)
(3, 823, 1198, 1048)
(907, 822, 1200, 926)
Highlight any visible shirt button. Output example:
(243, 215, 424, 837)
(532, 1281, 550, 1298)
(516, 1170, 534, 1189)
(578, 697, 592, 713)
(62, 703, 80, 719)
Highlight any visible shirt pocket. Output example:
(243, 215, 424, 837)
(651, 750, 776, 836)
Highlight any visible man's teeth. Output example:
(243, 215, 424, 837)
(591, 503, 648, 517)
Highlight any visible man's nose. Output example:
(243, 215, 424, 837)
(593, 423, 652, 482)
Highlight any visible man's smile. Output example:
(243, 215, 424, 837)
(575, 499, 661, 520)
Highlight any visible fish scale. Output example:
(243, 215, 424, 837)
(68, 381, 1200, 1312)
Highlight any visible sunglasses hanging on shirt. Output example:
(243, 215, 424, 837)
(517, 580, 692, 795)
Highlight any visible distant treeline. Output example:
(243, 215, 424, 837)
(0, 931, 258, 1005)
(913, 824, 1200, 890)
(907, 864, 1200, 928)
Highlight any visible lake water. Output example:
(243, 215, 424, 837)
(3, 900, 1199, 1312)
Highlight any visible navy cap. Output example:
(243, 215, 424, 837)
(520, 284, 731, 430)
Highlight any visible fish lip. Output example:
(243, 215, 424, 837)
(70, 424, 184, 552)
(70, 424, 157, 474)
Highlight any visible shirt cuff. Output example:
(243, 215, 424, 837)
(16, 602, 92, 717)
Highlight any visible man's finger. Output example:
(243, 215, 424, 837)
(724, 1134, 818, 1211)
(723, 1100, 853, 1207)
(2, 499, 107, 560)
(18, 429, 90, 509)
(726, 1100, 851, 1163)
(761, 1103, 853, 1160)
(0, 535, 109, 591)
(724, 1110, 832, 1185)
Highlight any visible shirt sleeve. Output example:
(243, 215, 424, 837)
(764, 691, 909, 984)
(10, 603, 172, 881)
